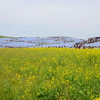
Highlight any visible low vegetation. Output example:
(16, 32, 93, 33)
(0, 35, 11, 38)
(0, 48, 100, 100)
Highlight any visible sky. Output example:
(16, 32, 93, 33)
(0, 0, 100, 39)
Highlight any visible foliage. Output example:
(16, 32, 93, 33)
(0, 35, 11, 38)
(0, 48, 100, 100)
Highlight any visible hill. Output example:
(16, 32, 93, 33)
(0, 35, 12, 38)
(0, 36, 100, 48)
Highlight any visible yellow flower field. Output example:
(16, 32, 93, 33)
(0, 48, 100, 100)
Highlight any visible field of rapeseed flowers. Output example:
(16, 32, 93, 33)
(0, 48, 100, 100)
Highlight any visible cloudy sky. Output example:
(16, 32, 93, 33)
(0, 0, 100, 39)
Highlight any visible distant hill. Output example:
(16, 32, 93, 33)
(0, 36, 100, 48)
(0, 35, 11, 38)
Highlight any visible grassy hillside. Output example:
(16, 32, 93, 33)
(0, 48, 100, 100)
(0, 35, 11, 38)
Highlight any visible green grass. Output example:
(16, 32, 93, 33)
(0, 35, 12, 38)
(0, 48, 100, 100)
